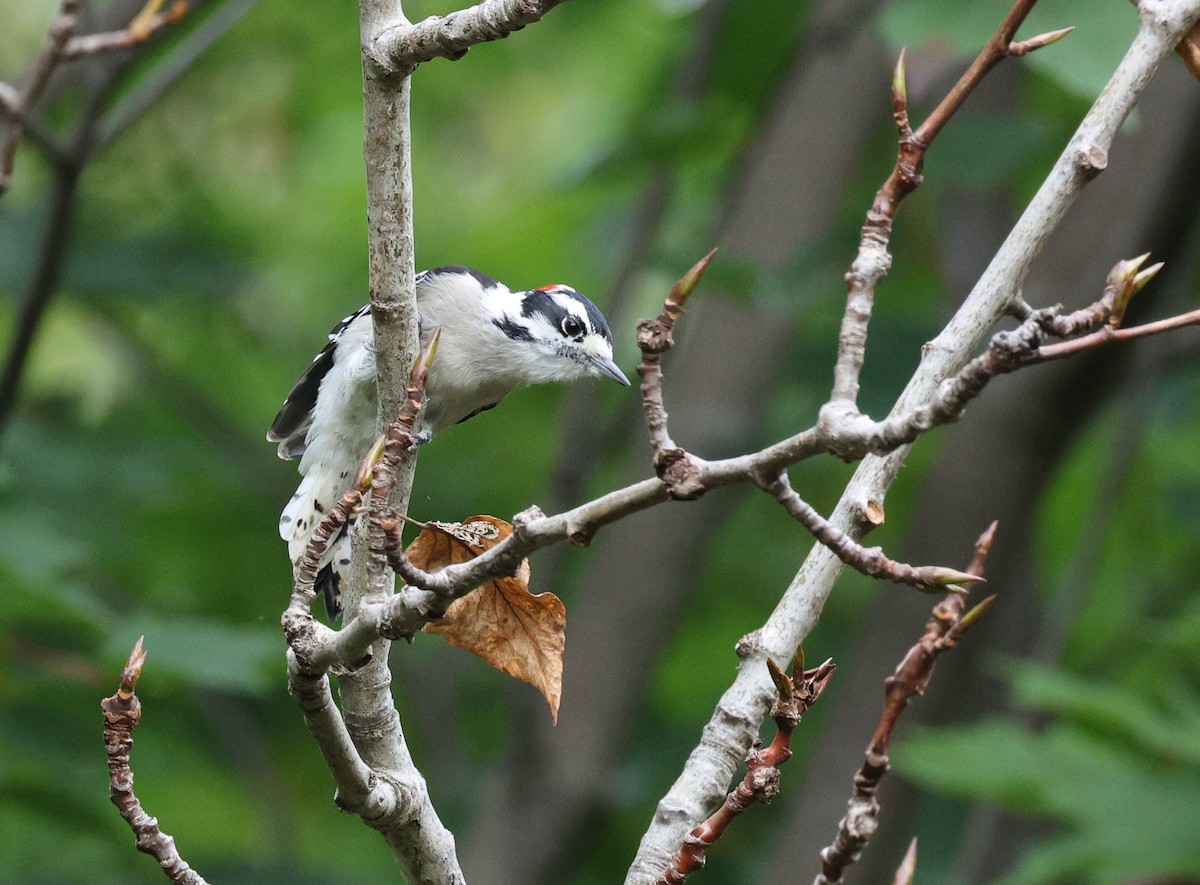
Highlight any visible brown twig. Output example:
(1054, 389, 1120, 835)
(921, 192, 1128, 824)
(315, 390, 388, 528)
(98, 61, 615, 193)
(1035, 305, 1200, 360)
(0, 0, 78, 194)
(860, 254, 1187, 457)
(362, 327, 439, 587)
(814, 523, 999, 885)
(285, 489, 363, 616)
(0, 169, 81, 433)
(283, 329, 438, 649)
(62, 0, 189, 58)
(828, 0, 1069, 408)
(761, 471, 981, 592)
(0, 0, 189, 195)
(635, 248, 716, 500)
(656, 657, 837, 884)
(1179, 18, 1200, 79)
(101, 638, 209, 885)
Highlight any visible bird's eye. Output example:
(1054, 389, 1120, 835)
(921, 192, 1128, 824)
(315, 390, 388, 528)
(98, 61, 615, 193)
(561, 316, 585, 339)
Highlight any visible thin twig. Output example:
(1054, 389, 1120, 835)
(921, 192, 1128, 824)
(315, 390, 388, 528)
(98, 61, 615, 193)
(62, 0, 189, 59)
(635, 249, 717, 499)
(0, 169, 81, 435)
(0, 0, 190, 195)
(814, 524, 998, 885)
(101, 638, 209, 885)
(97, 0, 259, 148)
(0, 0, 78, 193)
(657, 658, 837, 884)
(827, 0, 1068, 409)
(761, 471, 979, 592)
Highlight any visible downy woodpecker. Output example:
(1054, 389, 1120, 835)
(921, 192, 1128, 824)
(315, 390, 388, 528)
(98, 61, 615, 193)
(268, 265, 630, 615)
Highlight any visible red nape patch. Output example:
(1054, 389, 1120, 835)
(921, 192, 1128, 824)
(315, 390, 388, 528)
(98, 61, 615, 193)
(536, 284, 567, 293)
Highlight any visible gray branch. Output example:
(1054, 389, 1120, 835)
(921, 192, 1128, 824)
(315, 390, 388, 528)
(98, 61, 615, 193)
(624, 0, 1200, 879)
(369, 0, 570, 71)
(275, 0, 1200, 880)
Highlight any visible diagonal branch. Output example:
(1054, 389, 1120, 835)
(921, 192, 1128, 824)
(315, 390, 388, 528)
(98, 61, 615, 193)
(0, 0, 190, 195)
(626, 1, 1200, 880)
(61, 0, 189, 59)
(760, 472, 979, 592)
(826, 0, 1068, 411)
(323, 250, 1192, 653)
(0, 170, 81, 434)
(368, 0, 571, 71)
(815, 525, 998, 884)
(657, 658, 838, 884)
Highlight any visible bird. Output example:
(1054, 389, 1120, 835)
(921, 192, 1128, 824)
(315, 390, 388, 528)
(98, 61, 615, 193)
(268, 264, 630, 617)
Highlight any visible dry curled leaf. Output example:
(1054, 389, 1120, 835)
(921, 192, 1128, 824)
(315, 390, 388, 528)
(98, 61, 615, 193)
(413, 516, 565, 723)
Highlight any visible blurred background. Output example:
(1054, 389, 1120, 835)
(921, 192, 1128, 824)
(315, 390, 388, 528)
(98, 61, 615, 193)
(2, 0, 1199, 882)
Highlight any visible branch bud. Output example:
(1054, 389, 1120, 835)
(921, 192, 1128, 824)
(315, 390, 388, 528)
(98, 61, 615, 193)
(353, 435, 388, 492)
(767, 657, 793, 698)
(1106, 252, 1151, 289)
(122, 636, 147, 693)
(1108, 254, 1162, 328)
(920, 567, 986, 589)
(892, 48, 908, 105)
(1008, 26, 1074, 57)
(670, 247, 718, 308)
(957, 593, 997, 631)
(415, 325, 441, 379)
(893, 837, 918, 885)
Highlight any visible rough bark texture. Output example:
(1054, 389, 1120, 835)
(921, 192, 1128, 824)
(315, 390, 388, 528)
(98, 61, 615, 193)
(461, 2, 890, 880)
(628, 1, 1200, 878)
(764, 53, 1200, 885)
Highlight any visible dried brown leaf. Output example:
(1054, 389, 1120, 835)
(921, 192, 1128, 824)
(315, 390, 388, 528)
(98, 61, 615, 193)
(415, 516, 565, 723)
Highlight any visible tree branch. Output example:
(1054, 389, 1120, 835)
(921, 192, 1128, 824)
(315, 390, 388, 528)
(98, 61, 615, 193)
(0, 0, 190, 195)
(0, 0, 78, 194)
(349, 252, 1192, 642)
(281, 329, 465, 882)
(657, 658, 837, 884)
(0, 169, 81, 434)
(102, 638, 209, 885)
(61, 0, 189, 59)
(368, 0, 570, 71)
(0, 0, 243, 440)
(625, 1, 1200, 879)
(815, 524, 997, 884)
(826, 0, 1068, 411)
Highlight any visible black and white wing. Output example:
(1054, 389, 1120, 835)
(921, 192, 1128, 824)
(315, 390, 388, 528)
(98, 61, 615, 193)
(267, 305, 372, 460)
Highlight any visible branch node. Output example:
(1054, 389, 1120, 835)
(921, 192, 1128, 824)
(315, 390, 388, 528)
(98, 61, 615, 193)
(656, 448, 705, 500)
(1075, 143, 1109, 176)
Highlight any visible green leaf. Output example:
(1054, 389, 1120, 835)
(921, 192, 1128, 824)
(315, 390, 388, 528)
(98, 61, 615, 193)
(896, 722, 1200, 884)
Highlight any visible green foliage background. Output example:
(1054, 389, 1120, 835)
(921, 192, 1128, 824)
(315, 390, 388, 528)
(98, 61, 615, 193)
(2, 0, 1199, 882)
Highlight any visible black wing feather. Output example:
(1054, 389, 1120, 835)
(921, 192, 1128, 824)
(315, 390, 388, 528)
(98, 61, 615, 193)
(267, 306, 370, 459)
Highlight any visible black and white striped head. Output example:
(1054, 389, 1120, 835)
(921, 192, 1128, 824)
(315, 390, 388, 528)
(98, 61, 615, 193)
(492, 283, 630, 387)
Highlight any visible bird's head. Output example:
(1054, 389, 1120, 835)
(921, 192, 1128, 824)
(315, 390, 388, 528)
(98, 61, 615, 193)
(495, 284, 631, 387)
